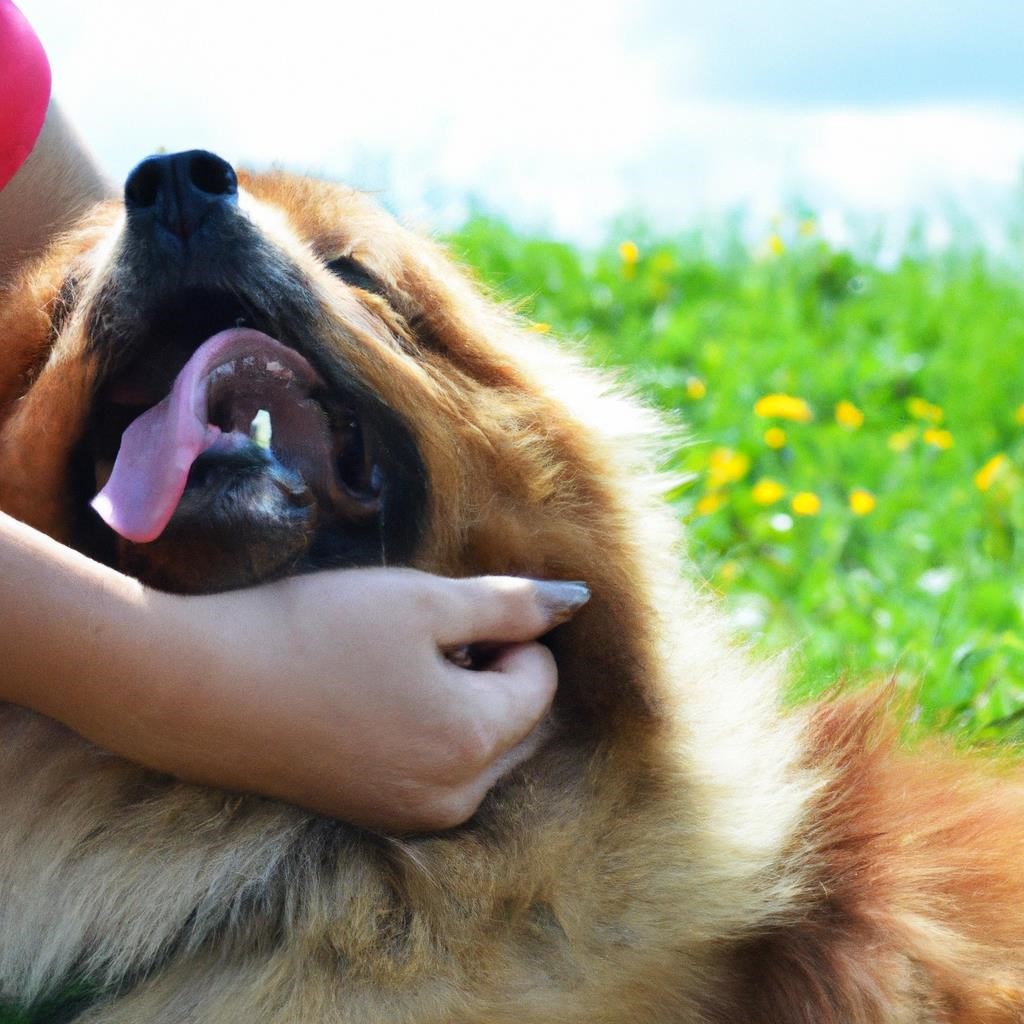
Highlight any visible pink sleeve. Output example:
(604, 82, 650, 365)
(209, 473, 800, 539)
(0, 0, 52, 191)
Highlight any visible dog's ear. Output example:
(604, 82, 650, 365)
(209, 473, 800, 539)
(0, 255, 67, 414)
(0, 211, 115, 540)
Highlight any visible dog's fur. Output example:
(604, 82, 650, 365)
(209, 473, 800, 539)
(1, 171, 1024, 1023)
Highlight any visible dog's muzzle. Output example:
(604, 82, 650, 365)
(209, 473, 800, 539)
(124, 149, 238, 248)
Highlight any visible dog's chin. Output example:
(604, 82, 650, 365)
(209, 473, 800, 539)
(114, 447, 319, 593)
(103, 434, 398, 594)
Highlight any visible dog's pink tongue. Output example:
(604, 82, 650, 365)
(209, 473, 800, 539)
(91, 328, 310, 544)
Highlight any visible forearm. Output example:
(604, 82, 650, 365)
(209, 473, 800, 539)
(0, 511, 178, 752)
(0, 512, 574, 826)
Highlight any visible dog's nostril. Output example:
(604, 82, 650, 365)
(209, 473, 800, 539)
(124, 159, 162, 209)
(188, 152, 237, 198)
(123, 150, 239, 243)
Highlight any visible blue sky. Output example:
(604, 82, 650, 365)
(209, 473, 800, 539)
(19, 0, 1024, 245)
(646, 1, 1024, 105)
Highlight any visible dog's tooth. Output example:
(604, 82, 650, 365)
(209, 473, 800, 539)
(250, 409, 272, 450)
(242, 355, 256, 370)
(265, 360, 284, 373)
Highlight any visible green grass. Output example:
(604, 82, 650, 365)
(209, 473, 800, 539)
(448, 214, 1024, 742)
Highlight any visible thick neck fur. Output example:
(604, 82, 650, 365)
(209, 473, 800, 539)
(0, 187, 821, 1022)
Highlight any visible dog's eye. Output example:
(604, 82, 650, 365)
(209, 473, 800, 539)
(325, 255, 384, 296)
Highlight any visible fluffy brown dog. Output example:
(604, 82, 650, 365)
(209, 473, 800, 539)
(1, 151, 1023, 1023)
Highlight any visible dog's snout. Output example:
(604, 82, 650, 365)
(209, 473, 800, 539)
(124, 150, 238, 243)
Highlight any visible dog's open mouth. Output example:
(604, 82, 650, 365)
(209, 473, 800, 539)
(92, 327, 381, 544)
(80, 289, 417, 593)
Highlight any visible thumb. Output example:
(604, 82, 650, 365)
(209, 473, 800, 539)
(435, 576, 590, 647)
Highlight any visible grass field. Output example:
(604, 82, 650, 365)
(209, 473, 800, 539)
(449, 214, 1024, 742)
(3, 213, 1024, 1024)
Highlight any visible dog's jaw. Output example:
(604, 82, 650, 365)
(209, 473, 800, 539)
(71, 208, 427, 593)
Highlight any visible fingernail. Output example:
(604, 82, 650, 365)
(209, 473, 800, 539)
(533, 580, 591, 627)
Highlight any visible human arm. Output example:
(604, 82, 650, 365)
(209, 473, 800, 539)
(0, 511, 584, 830)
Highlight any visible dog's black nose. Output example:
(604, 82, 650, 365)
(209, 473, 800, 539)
(124, 150, 238, 243)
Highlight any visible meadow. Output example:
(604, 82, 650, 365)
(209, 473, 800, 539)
(5, 214, 1024, 1024)
(450, 214, 1024, 742)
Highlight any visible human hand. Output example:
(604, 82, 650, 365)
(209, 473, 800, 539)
(137, 569, 587, 830)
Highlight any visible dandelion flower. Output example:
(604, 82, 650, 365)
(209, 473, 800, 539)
(755, 394, 813, 423)
(888, 427, 916, 453)
(764, 427, 787, 449)
(707, 447, 750, 489)
(835, 400, 864, 429)
(767, 234, 785, 256)
(798, 218, 816, 237)
(1016, 404, 1024, 425)
(718, 560, 740, 584)
(685, 376, 707, 400)
(975, 453, 1007, 492)
(752, 478, 786, 506)
(696, 492, 726, 516)
(618, 240, 640, 265)
(923, 427, 954, 450)
(849, 489, 876, 516)
(907, 397, 944, 424)
(791, 491, 821, 516)
(528, 322, 551, 334)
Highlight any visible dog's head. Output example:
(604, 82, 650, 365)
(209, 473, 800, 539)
(0, 150, 670, 721)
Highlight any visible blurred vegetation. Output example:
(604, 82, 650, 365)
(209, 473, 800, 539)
(448, 214, 1024, 742)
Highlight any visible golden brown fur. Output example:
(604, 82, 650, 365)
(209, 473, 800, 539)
(0, 172, 1023, 1022)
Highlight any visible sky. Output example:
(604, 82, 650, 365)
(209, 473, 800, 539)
(19, 0, 1024, 247)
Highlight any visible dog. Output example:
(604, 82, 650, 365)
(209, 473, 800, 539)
(1, 150, 1023, 1023)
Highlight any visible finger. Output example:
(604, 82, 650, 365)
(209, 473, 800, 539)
(460, 642, 558, 757)
(436, 576, 589, 647)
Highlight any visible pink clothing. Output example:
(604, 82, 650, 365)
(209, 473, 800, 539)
(0, 0, 51, 191)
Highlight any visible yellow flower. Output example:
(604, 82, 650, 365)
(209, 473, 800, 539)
(1016, 404, 1024, 425)
(618, 240, 640, 265)
(798, 218, 816, 236)
(764, 427, 787, 449)
(834, 400, 864, 429)
(707, 447, 750, 489)
(923, 427, 954, 450)
(696, 492, 726, 516)
(849, 489, 876, 516)
(907, 397, 944, 424)
(651, 251, 675, 274)
(975, 453, 1008, 492)
(767, 234, 785, 256)
(718, 560, 740, 584)
(528, 321, 551, 334)
(888, 427, 917, 452)
(791, 491, 821, 516)
(752, 478, 786, 506)
(755, 394, 813, 423)
(685, 376, 707, 400)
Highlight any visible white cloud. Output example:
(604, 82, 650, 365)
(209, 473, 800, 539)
(18, 0, 1024, 244)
